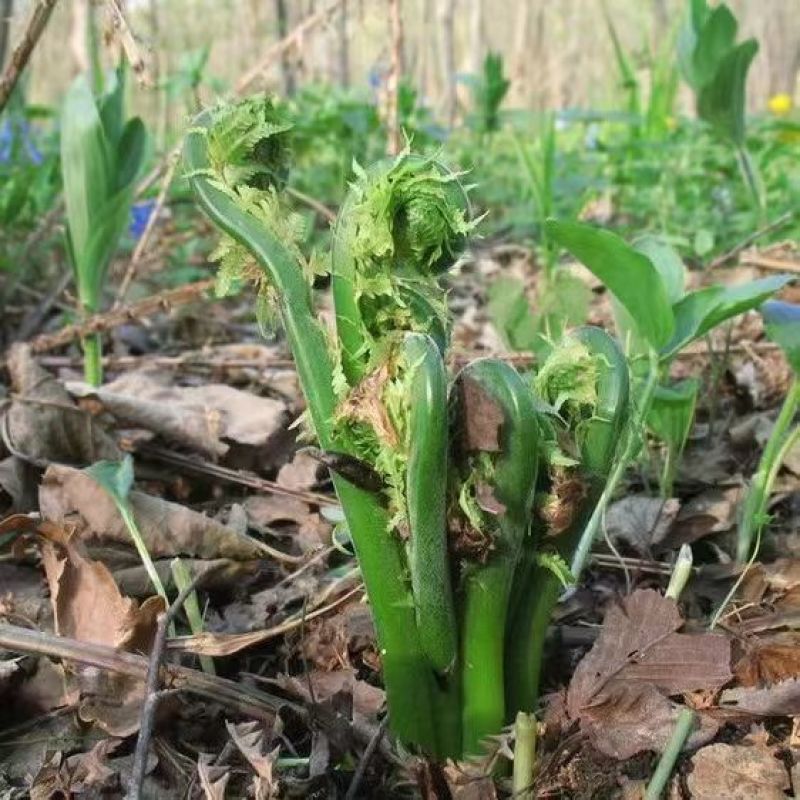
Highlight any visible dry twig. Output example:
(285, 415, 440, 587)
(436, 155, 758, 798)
(0, 0, 59, 115)
(103, 0, 150, 87)
(27, 279, 215, 353)
(708, 210, 795, 270)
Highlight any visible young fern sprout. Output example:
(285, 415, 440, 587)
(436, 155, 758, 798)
(186, 96, 639, 762)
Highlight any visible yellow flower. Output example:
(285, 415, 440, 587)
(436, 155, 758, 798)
(768, 93, 793, 116)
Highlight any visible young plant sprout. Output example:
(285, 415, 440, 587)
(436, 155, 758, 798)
(184, 96, 638, 760)
(60, 66, 146, 386)
(737, 300, 800, 563)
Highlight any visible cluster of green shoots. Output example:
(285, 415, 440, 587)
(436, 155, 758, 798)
(184, 97, 635, 761)
(185, 96, 789, 762)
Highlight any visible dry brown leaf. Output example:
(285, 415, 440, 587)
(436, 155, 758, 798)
(567, 589, 731, 758)
(0, 456, 35, 515)
(734, 632, 800, 686)
(277, 668, 385, 724)
(197, 753, 230, 800)
(68, 370, 289, 459)
(605, 496, 680, 553)
(40, 463, 265, 561)
(28, 739, 121, 799)
(441, 761, 498, 800)
(687, 742, 789, 799)
(3, 345, 121, 466)
(663, 488, 739, 549)
(36, 521, 163, 736)
(226, 720, 280, 800)
(276, 451, 322, 491)
(720, 677, 800, 716)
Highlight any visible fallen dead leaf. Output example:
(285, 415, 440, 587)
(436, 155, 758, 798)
(35, 520, 163, 736)
(226, 720, 281, 800)
(719, 676, 800, 716)
(68, 370, 289, 459)
(734, 632, 800, 686)
(441, 761, 498, 800)
(605, 496, 680, 553)
(662, 488, 739, 550)
(3, 345, 121, 466)
(197, 753, 230, 800)
(40, 463, 266, 561)
(687, 741, 789, 799)
(567, 589, 731, 758)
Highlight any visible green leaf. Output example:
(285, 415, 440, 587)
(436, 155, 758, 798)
(664, 274, 790, 359)
(487, 276, 538, 352)
(116, 117, 146, 189)
(693, 229, 715, 258)
(546, 219, 674, 350)
(697, 39, 758, 144)
(84, 453, 134, 505)
(634, 235, 686, 304)
(762, 301, 800, 375)
(692, 4, 738, 88)
(61, 76, 113, 273)
(647, 378, 699, 451)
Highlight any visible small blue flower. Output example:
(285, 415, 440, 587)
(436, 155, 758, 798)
(129, 199, 156, 240)
(0, 119, 43, 164)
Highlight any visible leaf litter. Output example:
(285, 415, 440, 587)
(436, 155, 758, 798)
(3, 243, 800, 798)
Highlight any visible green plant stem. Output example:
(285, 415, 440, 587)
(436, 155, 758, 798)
(660, 443, 678, 499)
(735, 142, 765, 218)
(665, 544, 693, 601)
(505, 564, 560, 716)
(737, 376, 800, 563)
(570, 347, 660, 582)
(81, 333, 103, 387)
(170, 558, 215, 675)
(186, 125, 440, 755)
(512, 711, 537, 799)
(461, 556, 513, 755)
(644, 708, 695, 800)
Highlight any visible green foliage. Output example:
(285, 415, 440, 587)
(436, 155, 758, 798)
(61, 66, 146, 384)
(464, 52, 511, 134)
(187, 97, 635, 761)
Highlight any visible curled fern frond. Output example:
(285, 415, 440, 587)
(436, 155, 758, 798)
(332, 150, 474, 384)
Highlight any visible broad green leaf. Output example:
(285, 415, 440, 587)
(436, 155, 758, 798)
(116, 117, 146, 189)
(61, 76, 113, 268)
(697, 39, 758, 144)
(762, 301, 800, 376)
(692, 4, 738, 88)
(693, 229, 715, 258)
(647, 378, 699, 451)
(664, 274, 790, 359)
(546, 219, 674, 350)
(634, 235, 686, 304)
(487, 276, 538, 352)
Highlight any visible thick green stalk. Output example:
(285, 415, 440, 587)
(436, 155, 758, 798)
(82, 332, 103, 387)
(403, 334, 458, 676)
(455, 359, 539, 755)
(506, 327, 630, 715)
(737, 376, 800, 563)
(513, 711, 538, 800)
(185, 118, 440, 753)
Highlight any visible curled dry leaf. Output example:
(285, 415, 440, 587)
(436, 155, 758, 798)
(3, 345, 121, 466)
(663, 487, 740, 550)
(197, 753, 230, 800)
(687, 741, 789, 800)
(34, 520, 163, 736)
(226, 720, 281, 800)
(441, 761, 498, 800)
(604, 495, 680, 553)
(567, 589, 731, 758)
(68, 370, 289, 459)
(40, 463, 266, 561)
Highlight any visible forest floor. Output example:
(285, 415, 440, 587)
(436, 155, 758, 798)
(1, 235, 800, 799)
